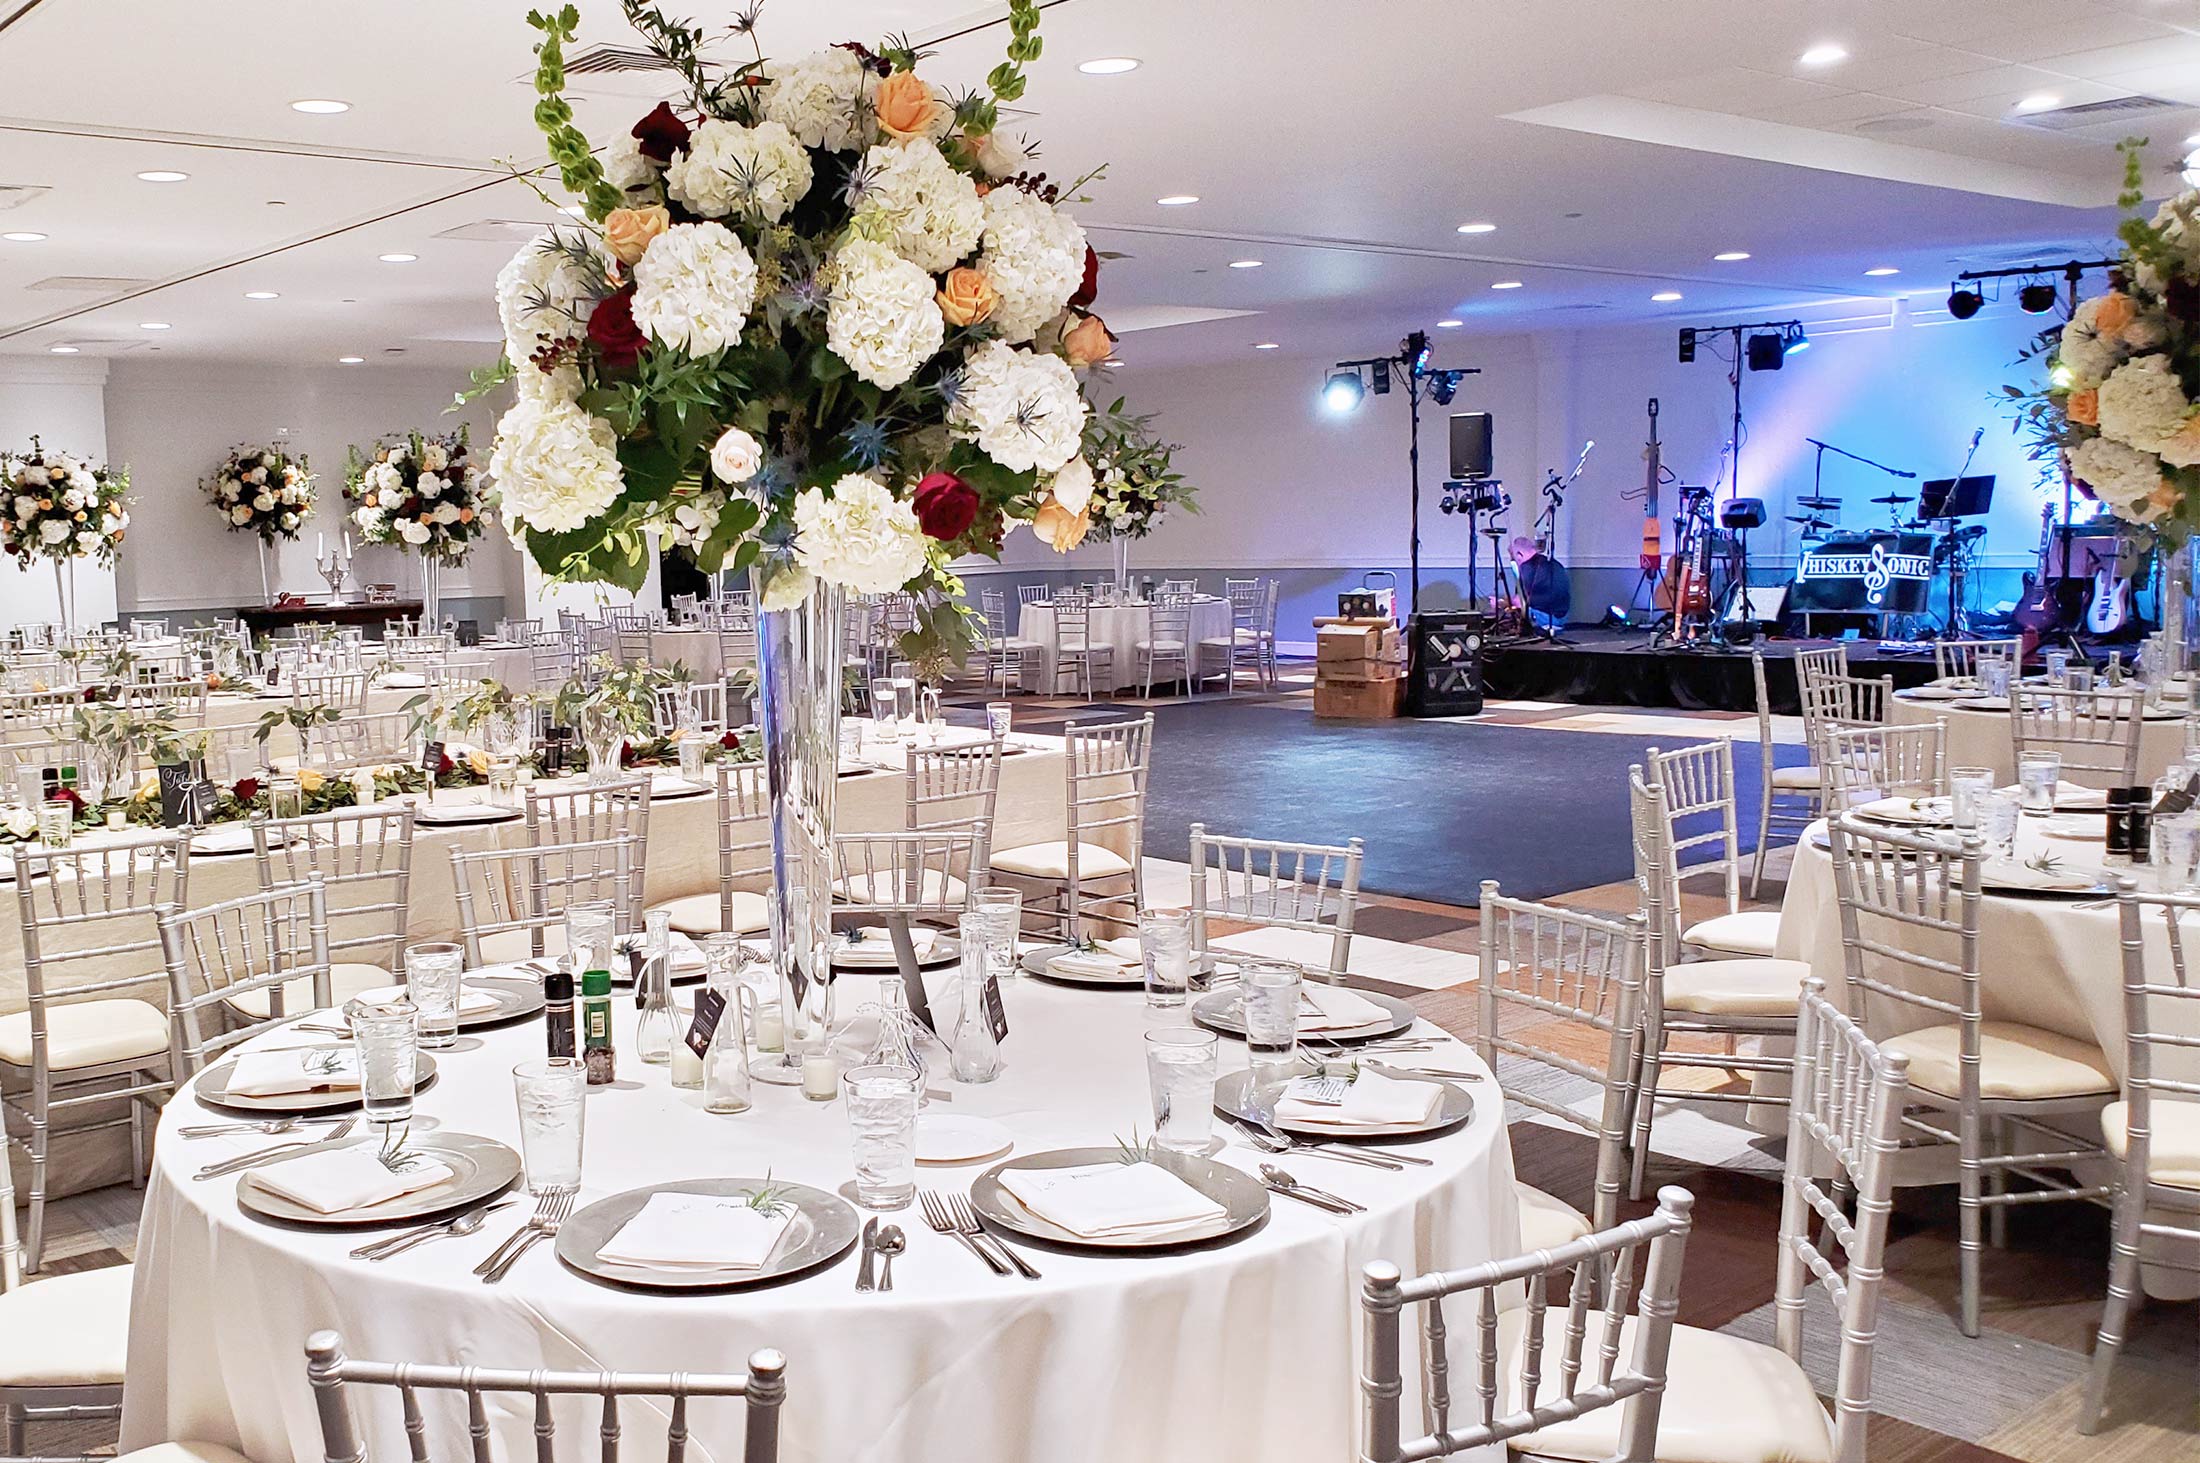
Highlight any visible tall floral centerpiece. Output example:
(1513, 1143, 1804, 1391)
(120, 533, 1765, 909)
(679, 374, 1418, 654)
(344, 429, 488, 627)
(1, 438, 129, 632)
(487, 0, 1111, 1019)
(1080, 397, 1197, 591)
(204, 444, 316, 603)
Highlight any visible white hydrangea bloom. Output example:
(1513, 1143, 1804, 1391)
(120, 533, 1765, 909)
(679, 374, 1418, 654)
(975, 187, 1086, 343)
(2096, 354, 2191, 453)
(491, 394, 627, 534)
(791, 475, 928, 593)
(826, 239, 946, 389)
(949, 339, 1089, 473)
(630, 222, 758, 357)
(667, 119, 814, 223)
(2057, 295, 2122, 388)
(495, 230, 603, 367)
(853, 140, 983, 273)
(2071, 435, 2168, 522)
(603, 131, 662, 197)
(762, 48, 877, 152)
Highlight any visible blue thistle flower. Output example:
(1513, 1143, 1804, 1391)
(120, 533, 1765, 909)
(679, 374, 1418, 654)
(841, 419, 892, 469)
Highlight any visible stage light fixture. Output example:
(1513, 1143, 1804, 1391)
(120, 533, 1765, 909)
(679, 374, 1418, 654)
(2018, 281, 2058, 313)
(1946, 286, 1984, 320)
(1404, 331, 1432, 372)
(1783, 322, 1810, 355)
(1430, 372, 1460, 406)
(1677, 327, 1696, 364)
(1322, 368, 1365, 413)
(1745, 332, 1786, 372)
(1371, 359, 1393, 396)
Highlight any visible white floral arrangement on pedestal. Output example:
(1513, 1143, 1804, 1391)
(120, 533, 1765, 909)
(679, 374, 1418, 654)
(2, 437, 129, 567)
(203, 444, 315, 542)
(343, 429, 488, 563)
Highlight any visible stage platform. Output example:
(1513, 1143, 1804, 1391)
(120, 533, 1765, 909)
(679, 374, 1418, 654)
(1480, 627, 1944, 714)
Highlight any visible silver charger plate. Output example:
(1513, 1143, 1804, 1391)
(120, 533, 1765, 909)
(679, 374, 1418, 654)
(830, 932, 959, 970)
(1191, 987, 1416, 1044)
(1214, 1067, 1471, 1140)
(193, 1050, 439, 1114)
(556, 1178, 860, 1292)
(460, 976, 546, 1028)
(1020, 944, 1232, 988)
(236, 1133, 520, 1229)
(412, 802, 521, 828)
(969, 1146, 1269, 1252)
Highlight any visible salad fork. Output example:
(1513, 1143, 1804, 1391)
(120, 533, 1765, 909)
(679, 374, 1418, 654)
(476, 1190, 574, 1284)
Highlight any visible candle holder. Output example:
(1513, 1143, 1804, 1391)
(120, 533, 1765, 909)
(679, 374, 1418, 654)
(315, 542, 354, 603)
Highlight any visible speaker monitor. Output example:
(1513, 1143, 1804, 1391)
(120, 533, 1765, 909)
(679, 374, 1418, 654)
(1407, 611, 1486, 717)
(1719, 497, 1766, 530)
(1447, 412, 1493, 481)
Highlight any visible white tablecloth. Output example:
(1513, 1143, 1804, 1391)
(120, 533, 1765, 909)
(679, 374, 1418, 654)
(1886, 689, 2187, 784)
(123, 980, 1515, 1463)
(1017, 598, 1233, 693)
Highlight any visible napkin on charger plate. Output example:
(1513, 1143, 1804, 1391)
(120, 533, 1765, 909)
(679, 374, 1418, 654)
(847, 925, 936, 958)
(1994, 780, 2109, 810)
(1048, 946, 1138, 979)
(1096, 936, 1145, 962)
(1298, 983, 1392, 1033)
(249, 1144, 454, 1214)
(996, 1161, 1226, 1240)
(597, 1192, 795, 1271)
(355, 983, 502, 1017)
(1274, 1069, 1442, 1130)
(224, 1047, 361, 1096)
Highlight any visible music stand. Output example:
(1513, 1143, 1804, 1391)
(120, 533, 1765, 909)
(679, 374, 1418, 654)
(1916, 474, 1993, 635)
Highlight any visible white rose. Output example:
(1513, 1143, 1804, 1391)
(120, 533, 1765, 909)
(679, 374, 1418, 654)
(388, 444, 408, 464)
(74, 529, 99, 553)
(39, 519, 68, 544)
(279, 512, 298, 528)
(396, 518, 431, 545)
(4, 808, 37, 840)
(432, 502, 461, 525)
(418, 472, 445, 498)
(59, 488, 82, 512)
(1048, 456, 1096, 515)
(231, 505, 255, 525)
(421, 444, 449, 472)
(709, 427, 762, 484)
(253, 493, 274, 512)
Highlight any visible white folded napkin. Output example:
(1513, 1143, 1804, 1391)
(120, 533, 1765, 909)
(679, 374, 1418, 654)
(597, 1192, 795, 1271)
(379, 673, 429, 689)
(224, 1048, 360, 1097)
(996, 1161, 1226, 1239)
(1853, 795, 1952, 826)
(249, 1145, 453, 1214)
(1274, 1069, 1442, 1130)
(356, 983, 502, 1016)
(1048, 947, 1136, 978)
(1097, 936, 1145, 962)
(848, 925, 937, 958)
(1298, 983, 1392, 1033)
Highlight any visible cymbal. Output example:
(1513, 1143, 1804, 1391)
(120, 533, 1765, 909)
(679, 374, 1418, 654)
(1795, 496, 1843, 509)
(1785, 515, 1830, 526)
(1870, 493, 1913, 505)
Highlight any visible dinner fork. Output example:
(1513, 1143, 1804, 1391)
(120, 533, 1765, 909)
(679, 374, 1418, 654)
(1229, 1117, 1408, 1171)
(476, 1190, 574, 1284)
(178, 1115, 348, 1140)
(192, 1116, 359, 1179)
(918, 1190, 1008, 1275)
(947, 1192, 1040, 1280)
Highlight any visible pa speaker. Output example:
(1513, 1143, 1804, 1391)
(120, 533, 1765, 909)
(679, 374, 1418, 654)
(1447, 412, 1493, 481)
(1407, 611, 1486, 717)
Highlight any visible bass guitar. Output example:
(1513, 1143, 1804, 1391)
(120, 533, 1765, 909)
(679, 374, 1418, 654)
(1640, 398, 1663, 577)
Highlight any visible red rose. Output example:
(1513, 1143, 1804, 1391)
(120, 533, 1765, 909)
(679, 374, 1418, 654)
(1068, 244, 1099, 310)
(631, 102, 690, 163)
(52, 789, 84, 814)
(720, 730, 740, 750)
(912, 471, 979, 541)
(233, 777, 260, 802)
(436, 752, 455, 775)
(588, 285, 647, 370)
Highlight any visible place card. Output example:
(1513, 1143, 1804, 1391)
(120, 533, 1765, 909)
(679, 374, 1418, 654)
(684, 987, 726, 1059)
(982, 971, 1009, 1043)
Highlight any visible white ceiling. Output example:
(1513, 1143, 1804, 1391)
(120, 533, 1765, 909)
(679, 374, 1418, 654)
(0, 0, 2193, 375)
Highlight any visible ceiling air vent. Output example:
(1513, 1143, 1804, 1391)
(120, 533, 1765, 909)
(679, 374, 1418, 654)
(2010, 95, 2179, 133)
(25, 275, 150, 292)
(564, 43, 679, 75)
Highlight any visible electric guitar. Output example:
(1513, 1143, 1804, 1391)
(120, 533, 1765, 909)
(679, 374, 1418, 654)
(2011, 504, 2063, 635)
(2084, 525, 2152, 635)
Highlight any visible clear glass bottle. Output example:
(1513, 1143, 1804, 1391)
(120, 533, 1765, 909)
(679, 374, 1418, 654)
(633, 908, 678, 1066)
(948, 920, 1003, 1084)
(705, 976, 757, 1115)
(865, 976, 929, 1088)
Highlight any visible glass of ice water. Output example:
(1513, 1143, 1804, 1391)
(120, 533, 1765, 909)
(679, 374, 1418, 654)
(890, 676, 919, 738)
(564, 900, 617, 975)
(404, 941, 465, 1050)
(1138, 907, 1194, 1008)
(1241, 958, 1303, 1066)
(968, 886, 1022, 984)
(2155, 812, 2200, 892)
(346, 998, 419, 1130)
(677, 735, 708, 785)
(2017, 751, 2062, 815)
(1145, 1028, 1218, 1153)
(985, 702, 1013, 741)
(845, 1062, 922, 1210)
(2044, 649, 2070, 686)
(1949, 766, 1994, 829)
(512, 1058, 586, 1195)
(1975, 789, 2021, 859)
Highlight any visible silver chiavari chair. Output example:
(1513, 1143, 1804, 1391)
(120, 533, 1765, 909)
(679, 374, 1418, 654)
(526, 627, 576, 693)
(1828, 813, 2114, 1336)
(653, 679, 730, 737)
(292, 669, 371, 763)
(0, 1145, 132, 1459)
(236, 805, 418, 1019)
(448, 834, 638, 968)
(2009, 685, 2146, 789)
(1935, 636, 2023, 683)
(1797, 670, 1893, 770)
(1132, 593, 1195, 698)
(304, 1329, 787, 1463)
(1187, 824, 1363, 982)
(522, 776, 654, 931)
(0, 689, 84, 737)
(646, 761, 772, 939)
(977, 588, 1040, 695)
(1160, 577, 1197, 596)
(830, 827, 990, 985)
(992, 715, 1152, 941)
(1749, 649, 1821, 899)
(613, 623, 654, 666)
(159, 879, 333, 1076)
(1791, 643, 1850, 692)
(1015, 584, 1049, 610)
(1645, 739, 1782, 959)
(1360, 1188, 1695, 1463)
(1817, 719, 1949, 813)
(2080, 883, 2200, 1431)
(116, 677, 210, 725)
(2, 832, 191, 1270)
(904, 738, 1003, 838)
(1047, 596, 1115, 699)
(1477, 883, 1644, 1247)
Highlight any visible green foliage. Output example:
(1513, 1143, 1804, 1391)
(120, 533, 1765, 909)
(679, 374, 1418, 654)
(526, 6, 623, 219)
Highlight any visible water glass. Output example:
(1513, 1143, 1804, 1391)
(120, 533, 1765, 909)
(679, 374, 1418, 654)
(677, 736, 708, 785)
(1975, 789, 2021, 859)
(564, 900, 617, 976)
(2017, 751, 2062, 814)
(2156, 812, 2200, 892)
(1980, 657, 2012, 698)
(2184, 711, 2200, 763)
(269, 773, 304, 821)
(487, 754, 520, 808)
(869, 679, 898, 739)
(512, 1058, 586, 1194)
(2066, 666, 2095, 693)
(1241, 958, 1303, 1065)
(1145, 1028, 1218, 1154)
(1949, 766, 1994, 829)
(1138, 907, 1194, 1008)
(967, 886, 1022, 985)
(985, 702, 1013, 740)
(2044, 649, 2070, 686)
(839, 720, 865, 764)
(845, 1063, 923, 1210)
(890, 676, 919, 737)
(404, 941, 465, 1049)
(347, 998, 419, 1129)
(36, 799, 70, 849)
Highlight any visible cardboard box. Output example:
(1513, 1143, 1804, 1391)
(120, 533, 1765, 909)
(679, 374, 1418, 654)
(1316, 624, 1401, 663)
(1314, 674, 1404, 719)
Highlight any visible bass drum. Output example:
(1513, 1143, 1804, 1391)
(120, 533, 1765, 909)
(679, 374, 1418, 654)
(1516, 552, 1572, 624)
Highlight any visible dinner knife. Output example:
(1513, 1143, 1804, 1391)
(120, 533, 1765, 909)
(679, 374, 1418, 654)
(856, 1216, 878, 1292)
(194, 1123, 360, 1180)
(1262, 1180, 1354, 1215)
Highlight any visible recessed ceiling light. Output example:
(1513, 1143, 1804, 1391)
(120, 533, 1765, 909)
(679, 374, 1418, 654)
(1651, 290, 1683, 302)
(2187, 133, 2200, 147)
(2015, 92, 2061, 112)
(1436, 319, 1463, 328)
(138, 321, 171, 331)
(243, 290, 280, 300)
(378, 252, 418, 263)
(1, 231, 45, 243)
(1491, 280, 1523, 290)
(1228, 259, 1263, 269)
(1713, 250, 1751, 262)
(1864, 266, 1900, 276)
(136, 170, 189, 183)
(1798, 43, 1848, 67)
(1156, 194, 1199, 207)
(337, 356, 365, 364)
(1456, 222, 1497, 234)
(291, 98, 351, 114)
(1077, 57, 1139, 74)
(1253, 342, 1280, 350)
(47, 346, 77, 355)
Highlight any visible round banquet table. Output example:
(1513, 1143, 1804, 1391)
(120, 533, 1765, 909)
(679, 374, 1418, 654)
(1016, 597, 1233, 694)
(122, 974, 1517, 1463)
(1885, 685, 2188, 784)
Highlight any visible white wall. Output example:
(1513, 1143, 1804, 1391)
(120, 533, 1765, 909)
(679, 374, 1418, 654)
(0, 358, 121, 628)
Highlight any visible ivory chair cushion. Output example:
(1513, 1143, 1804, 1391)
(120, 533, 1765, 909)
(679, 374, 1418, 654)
(992, 841, 1134, 881)
(2101, 1099, 2200, 1189)
(647, 890, 770, 938)
(1501, 1307, 1834, 1463)
(1769, 764, 1821, 792)
(113, 1444, 258, 1463)
(0, 999, 170, 1070)
(1514, 1182, 1592, 1254)
(476, 927, 569, 967)
(222, 962, 391, 1021)
(1134, 640, 1188, 654)
(0, 1260, 135, 1387)
(832, 870, 968, 905)
(1659, 958, 1812, 1018)
(1681, 911, 1782, 958)
(1882, 1021, 2115, 1102)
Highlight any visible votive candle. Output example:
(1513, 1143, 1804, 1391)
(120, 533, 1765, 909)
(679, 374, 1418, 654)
(801, 1051, 837, 1101)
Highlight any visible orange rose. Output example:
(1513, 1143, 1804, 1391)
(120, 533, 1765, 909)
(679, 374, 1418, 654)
(875, 71, 942, 142)
(603, 205, 670, 266)
(1032, 496, 1092, 552)
(2068, 388, 2099, 426)
(457, 507, 475, 523)
(2149, 478, 2180, 518)
(937, 267, 999, 328)
(1062, 313, 1113, 367)
(2094, 291, 2136, 337)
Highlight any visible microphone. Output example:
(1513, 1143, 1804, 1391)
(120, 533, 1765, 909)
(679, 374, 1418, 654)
(1970, 428, 1984, 449)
